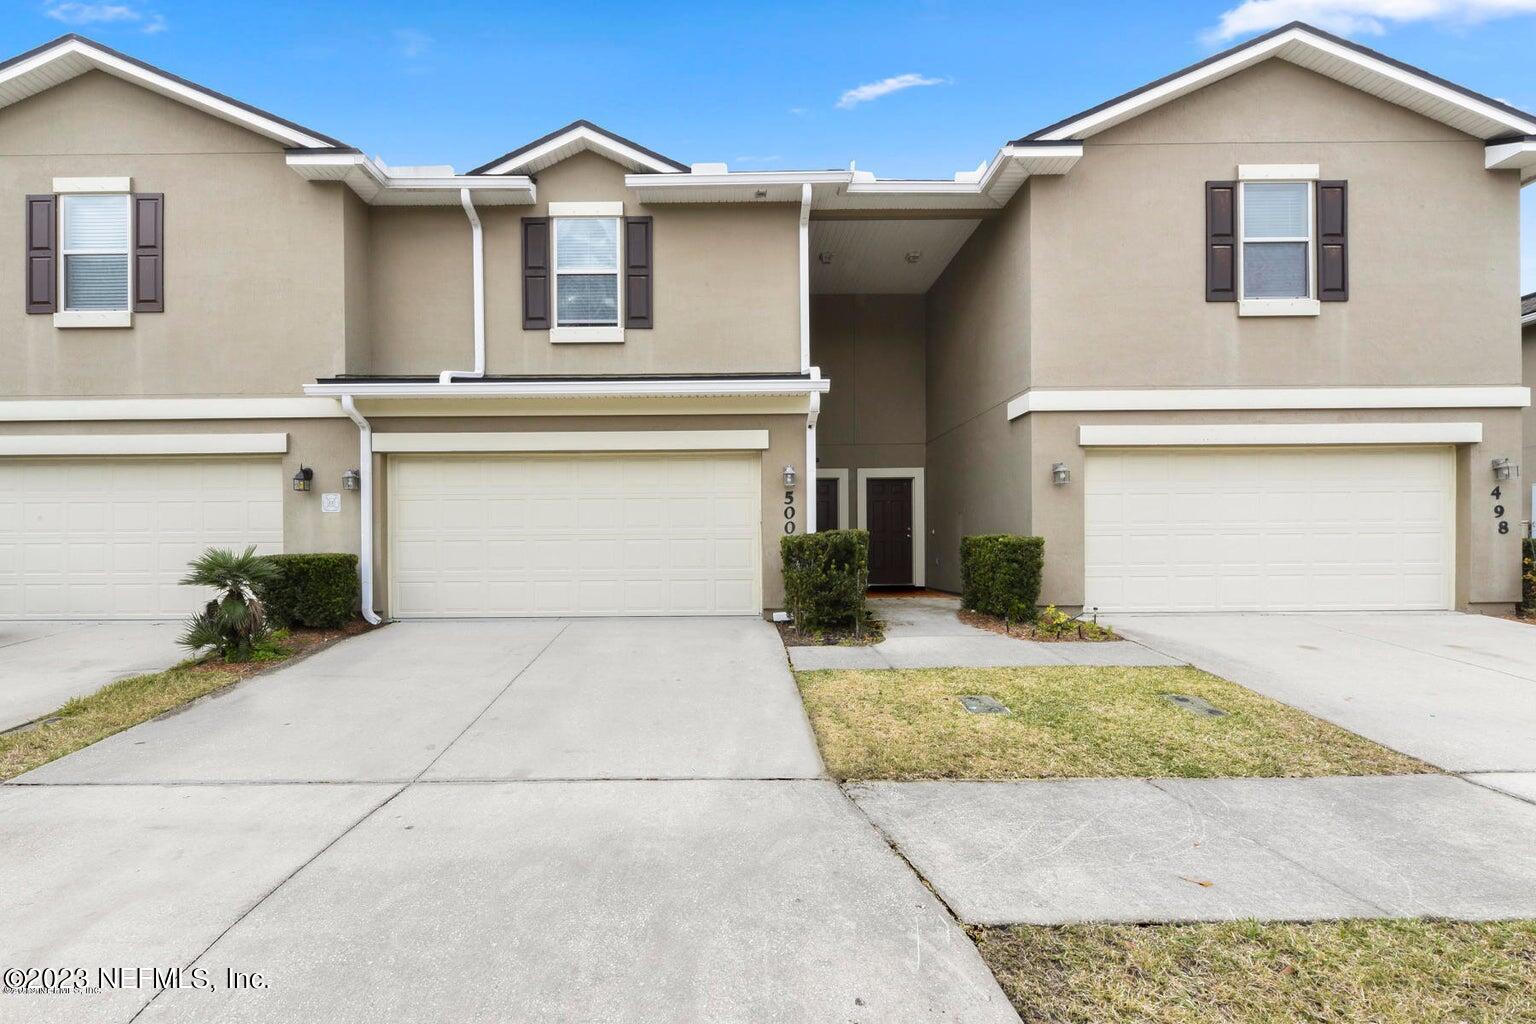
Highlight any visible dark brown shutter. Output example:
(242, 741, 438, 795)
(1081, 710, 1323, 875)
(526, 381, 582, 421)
(1205, 181, 1236, 302)
(132, 193, 164, 313)
(624, 216, 653, 329)
(1316, 180, 1347, 302)
(24, 194, 56, 314)
(521, 216, 550, 329)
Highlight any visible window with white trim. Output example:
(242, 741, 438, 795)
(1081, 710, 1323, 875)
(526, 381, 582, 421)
(59, 193, 131, 312)
(1239, 181, 1311, 301)
(553, 217, 621, 327)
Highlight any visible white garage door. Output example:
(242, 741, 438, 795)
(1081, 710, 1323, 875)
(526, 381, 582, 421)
(0, 457, 284, 619)
(1084, 447, 1454, 612)
(388, 452, 762, 617)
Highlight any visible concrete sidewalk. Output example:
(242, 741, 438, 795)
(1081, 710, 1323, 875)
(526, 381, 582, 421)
(789, 596, 1180, 671)
(849, 775, 1536, 925)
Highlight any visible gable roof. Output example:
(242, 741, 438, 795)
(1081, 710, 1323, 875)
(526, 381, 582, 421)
(0, 33, 347, 149)
(1015, 21, 1536, 144)
(468, 119, 689, 176)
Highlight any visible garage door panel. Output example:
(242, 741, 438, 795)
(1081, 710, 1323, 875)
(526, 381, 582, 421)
(389, 453, 761, 617)
(1084, 447, 1452, 612)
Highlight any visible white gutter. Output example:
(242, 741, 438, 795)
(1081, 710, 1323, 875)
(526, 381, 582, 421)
(798, 183, 812, 373)
(339, 395, 382, 625)
(440, 189, 486, 384)
(805, 367, 820, 534)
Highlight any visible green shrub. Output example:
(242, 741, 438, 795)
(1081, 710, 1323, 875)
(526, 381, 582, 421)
(781, 529, 869, 631)
(960, 534, 1045, 620)
(261, 553, 359, 629)
(1524, 538, 1536, 612)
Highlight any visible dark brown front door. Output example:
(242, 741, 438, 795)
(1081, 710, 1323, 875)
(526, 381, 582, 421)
(815, 477, 839, 531)
(867, 477, 913, 585)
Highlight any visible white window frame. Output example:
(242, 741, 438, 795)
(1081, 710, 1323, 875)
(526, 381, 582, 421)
(55, 189, 133, 329)
(1236, 176, 1319, 318)
(550, 211, 623, 343)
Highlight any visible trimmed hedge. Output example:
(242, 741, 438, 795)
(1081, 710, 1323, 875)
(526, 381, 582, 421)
(960, 535, 1045, 620)
(781, 529, 869, 631)
(261, 553, 359, 629)
(1524, 538, 1536, 612)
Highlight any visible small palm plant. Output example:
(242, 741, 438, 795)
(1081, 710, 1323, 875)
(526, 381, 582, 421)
(178, 546, 280, 662)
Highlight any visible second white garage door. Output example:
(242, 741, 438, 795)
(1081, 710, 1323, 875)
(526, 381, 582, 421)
(1084, 446, 1454, 612)
(388, 452, 762, 617)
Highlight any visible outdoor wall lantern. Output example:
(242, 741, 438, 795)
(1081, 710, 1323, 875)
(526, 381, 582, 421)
(291, 466, 314, 493)
(1492, 457, 1519, 482)
(782, 465, 798, 489)
(342, 469, 361, 491)
(1051, 463, 1071, 486)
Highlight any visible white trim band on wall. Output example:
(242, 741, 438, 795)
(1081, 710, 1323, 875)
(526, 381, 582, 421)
(373, 430, 771, 453)
(0, 398, 346, 422)
(0, 433, 290, 456)
(1007, 386, 1530, 420)
(1078, 423, 1484, 447)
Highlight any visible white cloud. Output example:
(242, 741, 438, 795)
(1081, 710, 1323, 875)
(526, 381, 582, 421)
(836, 72, 947, 109)
(393, 28, 433, 59)
(45, 1, 164, 32)
(1207, 0, 1536, 41)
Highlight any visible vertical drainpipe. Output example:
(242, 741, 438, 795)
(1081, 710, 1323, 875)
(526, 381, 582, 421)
(340, 394, 382, 625)
(799, 182, 816, 533)
(439, 187, 486, 383)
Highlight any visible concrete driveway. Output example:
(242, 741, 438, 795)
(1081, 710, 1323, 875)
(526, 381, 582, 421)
(1, 617, 1018, 1024)
(1108, 612, 1536, 772)
(0, 620, 184, 732)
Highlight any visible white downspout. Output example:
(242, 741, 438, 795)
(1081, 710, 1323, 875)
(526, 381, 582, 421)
(341, 394, 382, 625)
(439, 187, 486, 384)
(798, 182, 812, 373)
(805, 368, 820, 534)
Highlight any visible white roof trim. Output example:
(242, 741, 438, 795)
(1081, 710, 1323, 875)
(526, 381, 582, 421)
(1079, 422, 1483, 447)
(0, 36, 339, 149)
(304, 377, 832, 400)
(477, 123, 684, 175)
(1008, 386, 1531, 420)
(286, 152, 535, 206)
(1486, 139, 1536, 185)
(1028, 24, 1536, 144)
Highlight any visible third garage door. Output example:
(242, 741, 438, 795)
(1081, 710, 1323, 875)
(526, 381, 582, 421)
(1084, 446, 1454, 612)
(388, 452, 761, 617)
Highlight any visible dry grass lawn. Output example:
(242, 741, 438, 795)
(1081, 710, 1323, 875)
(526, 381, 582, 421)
(974, 920, 1536, 1024)
(795, 665, 1428, 780)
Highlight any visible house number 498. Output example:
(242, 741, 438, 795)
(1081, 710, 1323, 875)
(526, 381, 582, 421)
(783, 490, 797, 534)
(1492, 487, 1509, 535)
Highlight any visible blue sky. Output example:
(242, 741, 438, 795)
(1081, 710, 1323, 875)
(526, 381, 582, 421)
(6, 0, 1536, 290)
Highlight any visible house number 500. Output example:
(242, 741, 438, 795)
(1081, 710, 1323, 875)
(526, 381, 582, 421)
(783, 490, 797, 534)
(1493, 486, 1509, 535)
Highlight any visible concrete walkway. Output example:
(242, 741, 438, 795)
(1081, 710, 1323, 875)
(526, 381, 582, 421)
(0, 620, 184, 731)
(788, 595, 1180, 671)
(2, 618, 1018, 1024)
(850, 774, 1536, 926)
(1108, 613, 1536, 772)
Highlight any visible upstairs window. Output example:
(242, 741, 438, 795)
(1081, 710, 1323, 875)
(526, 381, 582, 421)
(1240, 181, 1311, 301)
(553, 217, 620, 327)
(60, 193, 131, 312)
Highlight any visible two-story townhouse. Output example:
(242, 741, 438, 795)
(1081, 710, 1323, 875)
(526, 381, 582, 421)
(1, 23, 1532, 622)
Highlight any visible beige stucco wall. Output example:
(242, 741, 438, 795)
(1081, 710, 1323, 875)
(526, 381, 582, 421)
(1026, 407, 1522, 612)
(365, 150, 802, 377)
(0, 417, 360, 555)
(0, 72, 350, 397)
(811, 294, 926, 528)
(361, 413, 807, 614)
(1026, 59, 1522, 389)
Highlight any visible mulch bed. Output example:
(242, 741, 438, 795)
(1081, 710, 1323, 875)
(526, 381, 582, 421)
(183, 618, 376, 682)
(775, 618, 885, 647)
(958, 607, 1123, 643)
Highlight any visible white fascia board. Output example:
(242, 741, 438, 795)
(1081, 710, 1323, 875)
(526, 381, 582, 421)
(1033, 27, 1536, 142)
(0, 397, 345, 422)
(624, 170, 850, 191)
(480, 125, 684, 175)
(1486, 139, 1536, 184)
(1079, 422, 1483, 447)
(304, 378, 832, 400)
(286, 152, 536, 205)
(1007, 386, 1531, 420)
(1, 38, 335, 148)
(374, 430, 770, 453)
(0, 432, 289, 456)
